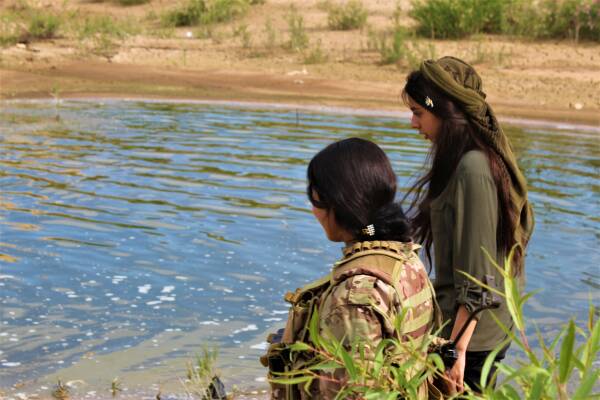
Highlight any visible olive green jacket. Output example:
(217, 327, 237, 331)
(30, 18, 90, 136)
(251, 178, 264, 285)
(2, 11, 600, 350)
(431, 150, 528, 351)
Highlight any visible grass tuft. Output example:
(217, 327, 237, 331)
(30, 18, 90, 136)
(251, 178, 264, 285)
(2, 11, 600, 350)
(28, 12, 60, 39)
(286, 6, 309, 51)
(327, 0, 368, 31)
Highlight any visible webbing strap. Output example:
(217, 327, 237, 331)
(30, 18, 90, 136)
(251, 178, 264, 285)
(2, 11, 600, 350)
(391, 260, 403, 296)
(402, 308, 433, 333)
(403, 286, 432, 309)
(335, 249, 411, 268)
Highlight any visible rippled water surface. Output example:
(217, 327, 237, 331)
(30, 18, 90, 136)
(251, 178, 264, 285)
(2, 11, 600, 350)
(1, 100, 598, 396)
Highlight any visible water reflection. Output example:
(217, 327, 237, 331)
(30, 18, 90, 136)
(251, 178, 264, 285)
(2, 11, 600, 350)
(0, 100, 598, 395)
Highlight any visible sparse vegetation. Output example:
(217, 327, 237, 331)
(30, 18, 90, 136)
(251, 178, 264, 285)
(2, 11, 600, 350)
(51, 379, 70, 400)
(233, 23, 252, 48)
(303, 39, 328, 64)
(286, 6, 309, 51)
(162, 0, 253, 28)
(28, 12, 60, 39)
(263, 17, 278, 52)
(327, 0, 368, 31)
(368, 26, 421, 67)
(111, 377, 122, 397)
(0, 5, 62, 45)
(183, 346, 222, 398)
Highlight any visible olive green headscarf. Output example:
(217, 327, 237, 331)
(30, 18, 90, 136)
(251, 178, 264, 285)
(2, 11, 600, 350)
(420, 56, 535, 253)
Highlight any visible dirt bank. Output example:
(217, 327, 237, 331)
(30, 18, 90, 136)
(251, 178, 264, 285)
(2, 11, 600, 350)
(1, 0, 599, 126)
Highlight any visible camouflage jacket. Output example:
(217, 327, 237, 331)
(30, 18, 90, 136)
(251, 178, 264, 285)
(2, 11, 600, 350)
(267, 241, 435, 399)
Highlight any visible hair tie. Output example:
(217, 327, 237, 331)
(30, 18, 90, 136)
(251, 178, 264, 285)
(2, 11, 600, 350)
(361, 224, 375, 237)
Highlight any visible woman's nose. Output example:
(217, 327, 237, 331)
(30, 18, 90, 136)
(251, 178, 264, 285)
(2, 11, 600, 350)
(411, 115, 419, 129)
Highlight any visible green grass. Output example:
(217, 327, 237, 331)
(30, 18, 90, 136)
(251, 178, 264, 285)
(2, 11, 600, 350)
(327, 0, 368, 31)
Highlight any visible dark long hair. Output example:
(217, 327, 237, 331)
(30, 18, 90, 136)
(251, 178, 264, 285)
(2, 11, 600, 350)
(307, 138, 412, 243)
(402, 71, 517, 271)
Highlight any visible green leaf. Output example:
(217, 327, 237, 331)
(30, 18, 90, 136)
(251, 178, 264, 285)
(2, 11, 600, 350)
(572, 369, 600, 399)
(270, 375, 313, 384)
(287, 342, 312, 352)
(558, 320, 576, 383)
(583, 315, 600, 370)
(385, 392, 400, 400)
(480, 338, 510, 389)
(307, 360, 340, 371)
(527, 374, 546, 400)
(372, 341, 385, 377)
(339, 346, 358, 380)
(498, 383, 521, 400)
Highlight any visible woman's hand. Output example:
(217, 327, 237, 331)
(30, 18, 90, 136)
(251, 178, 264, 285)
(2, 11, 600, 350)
(445, 349, 466, 394)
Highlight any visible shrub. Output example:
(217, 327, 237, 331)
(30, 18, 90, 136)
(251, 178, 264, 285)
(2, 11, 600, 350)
(327, 0, 368, 31)
(204, 0, 249, 24)
(0, 12, 21, 46)
(410, 0, 506, 39)
(542, 0, 600, 42)
(162, 0, 253, 27)
(28, 12, 60, 39)
(286, 6, 309, 51)
(163, 0, 207, 27)
(410, 0, 600, 42)
(368, 26, 417, 66)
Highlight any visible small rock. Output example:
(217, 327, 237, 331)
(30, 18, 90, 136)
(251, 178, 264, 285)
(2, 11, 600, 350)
(573, 102, 584, 110)
(287, 67, 308, 76)
(293, 79, 304, 85)
(16, 43, 27, 49)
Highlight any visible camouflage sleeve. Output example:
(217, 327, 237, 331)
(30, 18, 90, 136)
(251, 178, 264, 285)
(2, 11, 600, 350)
(317, 275, 399, 397)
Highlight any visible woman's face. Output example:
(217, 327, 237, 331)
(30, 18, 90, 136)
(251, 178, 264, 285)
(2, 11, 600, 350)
(311, 191, 353, 243)
(408, 97, 442, 142)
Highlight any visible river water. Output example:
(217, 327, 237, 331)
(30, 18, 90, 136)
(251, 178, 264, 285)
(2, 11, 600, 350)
(0, 100, 598, 398)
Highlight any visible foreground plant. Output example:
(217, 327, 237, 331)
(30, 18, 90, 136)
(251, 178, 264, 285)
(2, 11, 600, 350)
(270, 246, 600, 399)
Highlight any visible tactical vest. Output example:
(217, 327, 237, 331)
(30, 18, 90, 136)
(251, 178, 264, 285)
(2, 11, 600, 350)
(261, 241, 436, 399)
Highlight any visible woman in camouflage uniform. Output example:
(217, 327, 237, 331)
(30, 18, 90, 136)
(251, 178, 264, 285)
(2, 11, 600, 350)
(263, 138, 435, 399)
(402, 57, 534, 394)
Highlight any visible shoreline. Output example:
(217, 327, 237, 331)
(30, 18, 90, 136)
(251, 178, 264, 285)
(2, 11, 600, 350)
(4, 93, 600, 133)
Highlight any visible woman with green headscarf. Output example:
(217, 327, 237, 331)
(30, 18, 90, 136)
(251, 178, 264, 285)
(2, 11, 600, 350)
(402, 57, 535, 394)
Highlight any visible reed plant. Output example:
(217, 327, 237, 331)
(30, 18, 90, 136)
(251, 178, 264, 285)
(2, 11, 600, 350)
(271, 246, 600, 399)
(183, 346, 222, 398)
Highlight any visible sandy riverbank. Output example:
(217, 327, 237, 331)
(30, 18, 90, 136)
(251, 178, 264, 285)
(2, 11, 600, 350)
(1, 0, 599, 126)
